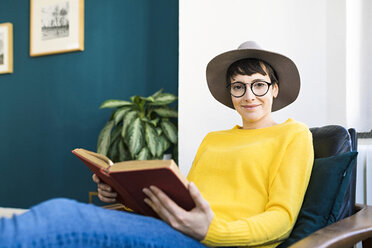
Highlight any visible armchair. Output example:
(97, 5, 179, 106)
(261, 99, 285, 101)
(288, 126, 372, 248)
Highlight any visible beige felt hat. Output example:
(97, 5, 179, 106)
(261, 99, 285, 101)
(206, 41, 300, 111)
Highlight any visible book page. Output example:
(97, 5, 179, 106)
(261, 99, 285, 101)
(73, 148, 111, 169)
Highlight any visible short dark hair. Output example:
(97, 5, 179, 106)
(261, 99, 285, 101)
(226, 58, 278, 86)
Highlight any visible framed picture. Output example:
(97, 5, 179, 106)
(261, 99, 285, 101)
(30, 0, 84, 57)
(0, 23, 13, 74)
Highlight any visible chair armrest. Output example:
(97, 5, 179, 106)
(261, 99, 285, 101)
(289, 204, 372, 248)
(102, 203, 134, 212)
(102, 203, 126, 210)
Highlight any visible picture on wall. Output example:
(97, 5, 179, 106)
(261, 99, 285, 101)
(0, 23, 13, 74)
(30, 0, 84, 57)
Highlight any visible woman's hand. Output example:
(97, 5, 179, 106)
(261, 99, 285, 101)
(143, 182, 214, 241)
(92, 174, 117, 203)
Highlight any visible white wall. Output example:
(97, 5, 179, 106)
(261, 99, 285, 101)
(346, 0, 372, 132)
(179, 0, 347, 175)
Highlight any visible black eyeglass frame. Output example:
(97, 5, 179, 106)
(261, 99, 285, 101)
(226, 81, 273, 98)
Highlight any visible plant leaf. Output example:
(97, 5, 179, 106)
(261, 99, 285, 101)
(97, 120, 114, 155)
(160, 120, 178, 144)
(140, 96, 155, 102)
(145, 123, 159, 157)
(118, 140, 130, 161)
(136, 147, 151, 160)
(151, 89, 164, 98)
(113, 107, 131, 125)
(149, 93, 177, 106)
(157, 135, 171, 158)
(110, 126, 122, 143)
(99, 99, 132, 109)
(130, 95, 141, 104)
(149, 118, 160, 126)
(126, 117, 144, 157)
(153, 108, 178, 118)
(108, 137, 120, 162)
(142, 116, 159, 127)
(122, 110, 137, 138)
(156, 127, 163, 136)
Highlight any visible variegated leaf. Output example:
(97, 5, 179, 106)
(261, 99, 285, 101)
(153, 108, 178, 118)
(97, 120, 114, 155)
(149, 118, 160, 126)
(110, 126, 122, 144)
(108, 138, 120, 162)
(140, 96, 155, 102)
(122, 111, 137, 138)
(145, 123, 159, 157)
(113, 107, 131, 125)
(160, 120, 178, 144)
(157, 135, 171, 158)
(99, 99, 132, 109)
(118, 140, 130, 161)
(149, 93, 177, 106)
(136, 147, 151, 160)
(151, 89, 164, 98)
(156, 127, 163, 136)
(126, 117, 144, 157)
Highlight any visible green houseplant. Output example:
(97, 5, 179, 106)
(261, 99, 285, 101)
(97, 89, 178, 162)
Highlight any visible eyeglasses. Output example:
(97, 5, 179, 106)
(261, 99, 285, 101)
(226, 81, 273, 97)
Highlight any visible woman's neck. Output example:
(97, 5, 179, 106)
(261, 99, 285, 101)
(241, 115, 277, 130)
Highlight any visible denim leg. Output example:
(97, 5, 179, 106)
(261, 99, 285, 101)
(0, 198, 208, 248)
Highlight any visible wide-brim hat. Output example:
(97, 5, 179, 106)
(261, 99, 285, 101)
(206, 41, 300, 112)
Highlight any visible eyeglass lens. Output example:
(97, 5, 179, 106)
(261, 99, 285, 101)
(230, 82, 270, 97)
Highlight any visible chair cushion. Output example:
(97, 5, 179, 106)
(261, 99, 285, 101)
(310, 126, 352, 159)
(310, 126, 356, 221)
(277, 151, 358, 248)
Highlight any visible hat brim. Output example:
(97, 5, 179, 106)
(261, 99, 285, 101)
(206, 48, 300, 112)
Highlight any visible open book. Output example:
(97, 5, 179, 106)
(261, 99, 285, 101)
(72, 148, 195, 217)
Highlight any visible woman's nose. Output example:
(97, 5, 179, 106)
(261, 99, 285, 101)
(242, 86, 256, 101)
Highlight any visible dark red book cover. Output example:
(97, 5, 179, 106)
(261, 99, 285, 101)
(72, 149, 195, 218)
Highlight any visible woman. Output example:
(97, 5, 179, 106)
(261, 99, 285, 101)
(0, 41, 313, 248)
(95, 41, 314, 247)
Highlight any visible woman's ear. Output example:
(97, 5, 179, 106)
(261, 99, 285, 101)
(272, 83, 279, 98)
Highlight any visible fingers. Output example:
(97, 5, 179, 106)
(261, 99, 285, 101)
(97, 182, 112, 192)
(92, 174, 117, 203)
(97, 191, 117, 203)
(149, 186, 183, 215)
(189, 182, 210, 211)
(97, 187, 117, 197)
(143, 187, 175, 222)
(92, 174, 100, 183)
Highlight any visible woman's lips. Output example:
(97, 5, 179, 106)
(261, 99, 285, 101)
(241, 104, 260, 110)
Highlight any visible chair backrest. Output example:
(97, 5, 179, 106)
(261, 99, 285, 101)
(309, 125, 357, 220)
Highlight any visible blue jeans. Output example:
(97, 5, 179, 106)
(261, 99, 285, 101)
(0, 198, 208, 248)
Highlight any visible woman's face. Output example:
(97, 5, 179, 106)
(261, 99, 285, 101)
(230, 73, 278, 129)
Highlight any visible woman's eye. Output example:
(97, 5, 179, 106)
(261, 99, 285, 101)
(254, 82, 265, 88)
(233, 85, 243, 90)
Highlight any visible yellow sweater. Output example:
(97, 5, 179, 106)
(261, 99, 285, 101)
(187, 119, 314, 247)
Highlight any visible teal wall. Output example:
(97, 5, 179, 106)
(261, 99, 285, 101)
(0, 0, 178, 208)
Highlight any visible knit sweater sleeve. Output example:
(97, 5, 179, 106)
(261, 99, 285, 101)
(201, 129, 314, 247)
